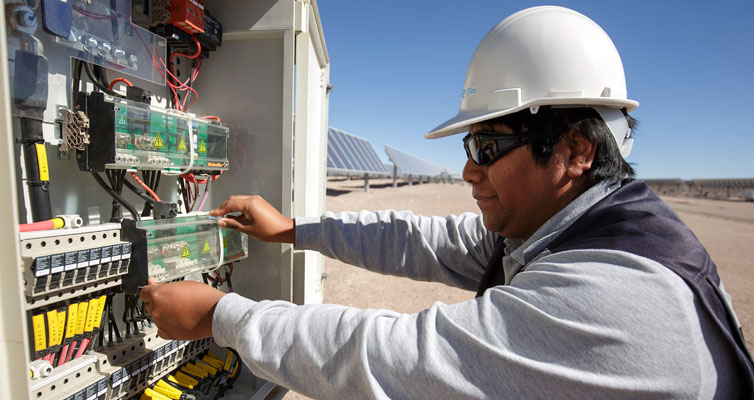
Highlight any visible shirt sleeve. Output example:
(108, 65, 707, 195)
(212, 249, 710, 400)
(294, 210, 496, 290)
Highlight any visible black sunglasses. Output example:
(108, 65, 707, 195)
(463, 131, 527, 166)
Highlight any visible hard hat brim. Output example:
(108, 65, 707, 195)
(425, 98, 639, 139)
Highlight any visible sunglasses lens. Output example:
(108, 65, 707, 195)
(468, 136, 497, 165)
(464, 133, 524, 166)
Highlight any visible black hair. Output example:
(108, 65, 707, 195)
(484, 106, 636, 183)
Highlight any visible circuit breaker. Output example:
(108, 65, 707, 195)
(0, 0, 330, 399)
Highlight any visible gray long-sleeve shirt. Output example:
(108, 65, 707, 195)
(212, 180, 738, 399)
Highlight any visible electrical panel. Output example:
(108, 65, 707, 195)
(1, 0, 331, 399)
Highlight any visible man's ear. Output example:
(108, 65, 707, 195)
(565, 130, 596, 178)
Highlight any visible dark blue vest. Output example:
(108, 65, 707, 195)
(476, 179, 754, 396)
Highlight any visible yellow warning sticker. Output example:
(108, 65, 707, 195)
(154, 133, 164, 148)
(198, 140, 207, 153)
(35, 143, 49, 181)
(177, 136, 187, 151)
(202, 240, 211, 253)
(181, 245, 191, 258)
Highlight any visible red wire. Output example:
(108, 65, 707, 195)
(201, 116, 221, 122)
(19, 220, 56, 232)
(130, 172, 161, 202)
(108, 77, 134, 90)
(75, 10, 202, 112)
(73, 337, 90, 359)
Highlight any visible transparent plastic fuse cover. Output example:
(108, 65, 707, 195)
(139, 215, 247, 282)
(108, 95, 230, 171)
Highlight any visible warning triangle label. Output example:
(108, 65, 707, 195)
(177, 137, 187, 151)
(198, 140, 207, 153)
(154, 133, 164, 148)
(202, 240, 211, 253)
(181, 245, 191, 258)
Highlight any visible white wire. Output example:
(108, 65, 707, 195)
(207, 227, 225, 273)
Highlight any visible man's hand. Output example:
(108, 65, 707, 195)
(210, 195, 295, 244)
(140, 280, 226, 340)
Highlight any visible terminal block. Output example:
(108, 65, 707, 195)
(76, 92, 230, 173)
(20, 224, 131, 309)
(121, 214, 248, 292)
(28, 325, 212, 400)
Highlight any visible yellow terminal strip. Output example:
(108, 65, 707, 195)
(223, 350, 234, 372)
(140, 388, 172, 400)
(74, 300, 88, 336)
(170, 372, 197, 389)
(55, 308, 67, 346)
(65, 303, 78, 340)
(92, 295, 107, 330)
(194, 360, 218, 375)
(45, 310, 58, 349)
(84, 297, 101, 334)
(152, 384, 181, 400)
(202, 354, 223, 370)
(180, 364, 209, 382)
(206, 351, 222, 362)
(155, 379, 183, 396)
(31, 313, 47, 353)
(181, 363, 208, 379)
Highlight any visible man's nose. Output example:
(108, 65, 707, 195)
(462, 157, 484, 184)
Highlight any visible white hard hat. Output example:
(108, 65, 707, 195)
(426, 6, 639, 156)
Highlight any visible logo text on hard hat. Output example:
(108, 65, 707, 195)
(461, 86, 478, 99)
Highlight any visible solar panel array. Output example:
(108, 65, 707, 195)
(327, 127, 390, 175)
(384, 145, 450, 178)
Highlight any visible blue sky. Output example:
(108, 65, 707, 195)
(317, 1, 754, 179)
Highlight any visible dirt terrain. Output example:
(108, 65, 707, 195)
(283, 178, 754, 399)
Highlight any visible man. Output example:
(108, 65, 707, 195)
(141, 6, 753, 399)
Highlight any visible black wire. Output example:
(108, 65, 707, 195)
(178, 177, 190, 213)
(123, 295, 132, 338)
(108, 296, 122, 342)
(82, 62, 121, 97)
(118, 170, 126, 194)
(154, 171, 161, 191)
(123, 178, 156, 203)
(92, 172, 140, 222)
(105, 170, 121, 220)
(72, 59, 83, 104)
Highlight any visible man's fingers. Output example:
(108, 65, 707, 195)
(218, 217, 244, 230)
(156, 329, 173, 340)
(209, 196, 247, 217)
(139, 285, 153, 303)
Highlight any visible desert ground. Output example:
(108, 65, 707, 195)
(283, 177, 754, 399)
